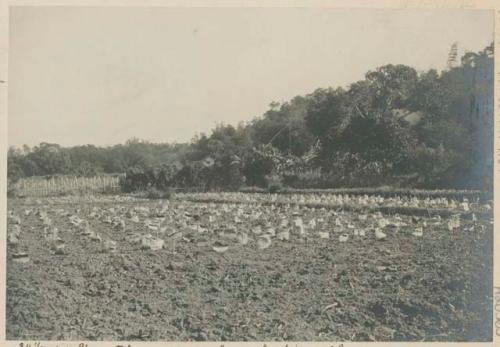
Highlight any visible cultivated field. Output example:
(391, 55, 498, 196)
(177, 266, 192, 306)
(6, 192, 493, 341)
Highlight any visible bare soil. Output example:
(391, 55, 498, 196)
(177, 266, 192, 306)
(6, 197, 493, 341)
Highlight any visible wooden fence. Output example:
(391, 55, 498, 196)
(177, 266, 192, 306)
(10, 175, 121, 197)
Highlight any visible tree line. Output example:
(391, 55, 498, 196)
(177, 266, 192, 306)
(8, 44, 493, 192)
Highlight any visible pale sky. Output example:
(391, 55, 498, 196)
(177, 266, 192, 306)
(8, 7, 494, 147)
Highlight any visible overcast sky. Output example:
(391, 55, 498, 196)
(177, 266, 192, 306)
(8, 7, 493, 147)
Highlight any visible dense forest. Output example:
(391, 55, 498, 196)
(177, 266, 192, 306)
(8, 44, 493, 191)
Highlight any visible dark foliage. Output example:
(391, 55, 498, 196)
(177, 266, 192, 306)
(8, 44, 493, 192)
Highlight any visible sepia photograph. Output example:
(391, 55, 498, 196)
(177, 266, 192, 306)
(2, 2, 496, 344)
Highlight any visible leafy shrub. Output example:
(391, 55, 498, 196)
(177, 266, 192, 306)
(120, 165, 179, 193)
(282, 169, 325, 188)
(268, 183, 283, 194)
(242, 146, 277, 188)
(144, 187, 172, 200)
(267, 174, 283, 193)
